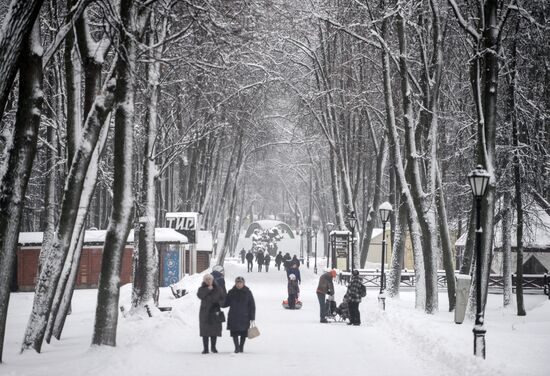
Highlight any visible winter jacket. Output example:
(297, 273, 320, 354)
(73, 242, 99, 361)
(246, 252, 254, 262)
(264, 254, 271, 265)
(197, 282, 225, 337)
(286, 267, 301, 283)
(275, 253, 283, 265)
(346, 276, 365, 303)
(223, 285, 256, 332)
(288, 280, 300, 295)
(316, 272, 335, 295)
(256, 252, 265, 264)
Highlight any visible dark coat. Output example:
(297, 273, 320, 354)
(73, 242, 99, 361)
(346, 276, 364, 303)
(316, 272, 335, 295)
(288, 280, 300, 295)
(222, 285, 256, 332)
(246, 251, 254, 261)
(264, 254, 271, 265)
(256, 252, 265, 264)
(286, 267, 301, 283)
(197, 282, 225, 337)
(291, 256, 300, 267)
(275, 253, 283, 265)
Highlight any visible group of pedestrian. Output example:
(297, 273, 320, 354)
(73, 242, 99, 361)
(315, 269, 366, 325)
(197, 266, 256, 354)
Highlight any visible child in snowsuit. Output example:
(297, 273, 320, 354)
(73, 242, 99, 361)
(287, 274, 300, 309)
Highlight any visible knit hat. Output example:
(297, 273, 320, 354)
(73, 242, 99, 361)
(235, 276, 245, 283)
(289, 274, 296, 280)
(330, 270, 337, 278)
(203, 273, 214, 282)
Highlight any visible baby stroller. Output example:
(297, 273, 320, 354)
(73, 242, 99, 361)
(325, 295, 350, 322)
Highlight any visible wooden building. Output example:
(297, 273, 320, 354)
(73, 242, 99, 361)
(15, 228, 189, 291)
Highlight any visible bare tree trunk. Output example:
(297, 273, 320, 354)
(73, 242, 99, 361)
(92, 0, 141, 346)
(360, 130, 387, 265)
(387, 195, 407, 298)
(0, 21, 43, 363)
(379, 10, 425, 310)
(132, 11, 166, 311)
(501, 191, 513, 307)
(45, 8, 113, 343)
(396, 11, 438, 313)
(0, 0, 44, 122)
(22, 76, 116, 353)
(47, 115, 112, 342)
(216, 131, 244, 265)
(436, 165, 456, 311)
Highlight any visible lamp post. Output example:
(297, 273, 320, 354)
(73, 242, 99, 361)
(468, 165, 490, 359)
(326, 222, 334, 269)
(326, 222, 334, 268)
(306, 227, 311, 268)
(313, 226, 319, 274)
(347, 211, 358, 272)
(299, 228, 304, 264)
(378, 201, 393, 310)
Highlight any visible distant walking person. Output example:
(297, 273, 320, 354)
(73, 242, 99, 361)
(346, 270, 366, 326)
(246, 250, 254, 272)
(256, 250, 265, 272)
(264, 252, 271, 272)
(291, 255, 300, 268)
(240, 248, 246, 264)
(316, 270, 336, 323)
(223, 276, 256, 353)
(283, 252, 292, 270)
(197, 274, 225, 354)
(275, 251, 283, 270)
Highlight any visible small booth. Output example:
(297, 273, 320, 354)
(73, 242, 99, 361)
(329, 230, 352, 271)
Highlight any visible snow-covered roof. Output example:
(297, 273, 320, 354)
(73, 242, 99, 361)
(455, 195, 550, 250)
(18, 228, 188, 246)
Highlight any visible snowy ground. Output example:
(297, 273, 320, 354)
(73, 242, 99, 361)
(3, 257, 549, 376)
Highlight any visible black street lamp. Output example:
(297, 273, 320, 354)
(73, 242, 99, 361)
(306, 227, 311, 268)
(326, 222, 334, 269)
(378, 201, 392, 310)
(468, 164, 490, 359)
(299, 228, 304, 264)
(347, 211, 358, 272)
(313, 226, 319, 274)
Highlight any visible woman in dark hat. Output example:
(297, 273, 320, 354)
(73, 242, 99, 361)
(197, 273, 225, 354)
(223, 276, 256, 353)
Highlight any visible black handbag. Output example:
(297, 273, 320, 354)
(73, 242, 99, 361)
(210, 308, 225, 323)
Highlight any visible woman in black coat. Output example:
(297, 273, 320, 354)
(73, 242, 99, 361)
(197, 273, 225, 354)
(222, 276, 256, 353)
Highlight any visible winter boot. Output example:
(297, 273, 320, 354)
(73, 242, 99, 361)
(210, 336, 218, 353)
(202, 337, 209, 354)
(239, 335, 246, 353)
(233, 336, 240, 353)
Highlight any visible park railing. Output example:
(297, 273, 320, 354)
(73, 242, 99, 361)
(338, 270, 549, 297)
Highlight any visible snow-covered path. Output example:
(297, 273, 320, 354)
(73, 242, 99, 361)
(3, 257, 549, 376)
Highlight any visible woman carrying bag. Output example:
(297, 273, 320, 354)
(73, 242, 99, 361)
(223, 276, 256, 353)
(197, 273, 226, 354)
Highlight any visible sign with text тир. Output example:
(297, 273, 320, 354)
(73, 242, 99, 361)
(166, 212, 198, 244)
